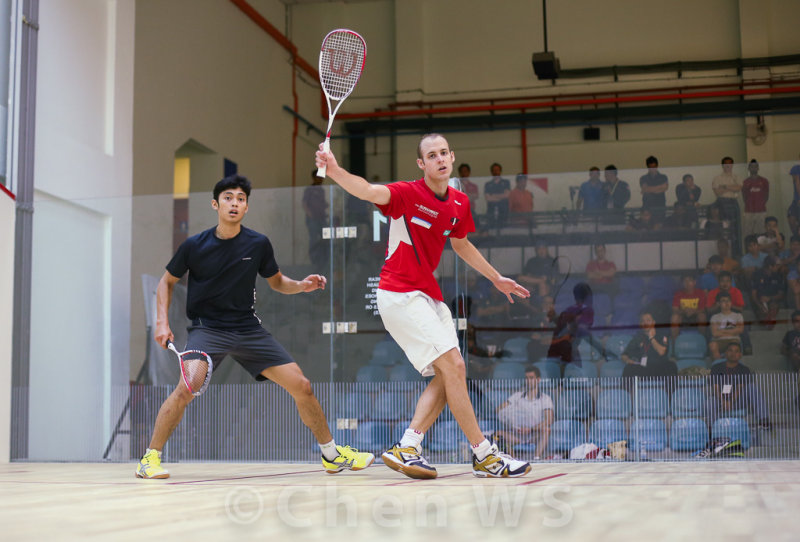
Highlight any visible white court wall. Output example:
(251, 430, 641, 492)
(27, 0, 134, 459)
(0, 188, 14, 463)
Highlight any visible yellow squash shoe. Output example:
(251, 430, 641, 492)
(135, 448, 170, 479)
(322, 445, 375, 473)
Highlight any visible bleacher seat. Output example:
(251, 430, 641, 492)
(533, 360, 561, 381)
(578, 340, 603, 363)
(337, 392, 374, 420)
(589, 418, 628, 448)
(636, 388, 669, 418)
(389, 363, 422, 382)
(671, 387, 705, 418)
(619, 276, 646, 296)
(428, 420, 467, 452)
(501, 337, 530, 364)
(596, 388, 632, 419)
(492, 362, 526, 382)
(353, 421, 392, 453)
(612, 292, 642, 331)
(556, 388, 593, 420)
(604, 333, 633, 360)
(356, 365, 389, 382)
(674, 333, 707, 359)
(564, 361, 598, 380)
(628, 418, 668, 451)
(711, 417, 751, 450)
(549, 420, 587, 452)
(372, 391, 411, 421)
(670, 418, 709, 451)
(599, 360, 625, 382)
(676, 358, 708, 372)
(593, 293, 613, 325)
(647, 275, 677, 303)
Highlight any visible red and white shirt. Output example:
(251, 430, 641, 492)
(375, 179, 475, 301)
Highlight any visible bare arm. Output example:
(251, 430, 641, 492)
(315, 144, 390, 205)
(154, 271, 181, 348)
(267, 271, 326, 295)
(450, 236, 530, 303)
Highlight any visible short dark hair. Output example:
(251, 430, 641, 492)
(745, 234, 759, 246)
(589, 166, 600, 172)
(490, 162, 502, 171)
(708, 255, 723, 265)
(717, 291, 731, 301)
(524, 365, 541, 377)
(721, 156, 734, 164)
(791, 309, 800, 321)
(458, 163, 471, 172)
(213, 174, 251, 201)
(646, 155, 658, 166)
(605, 164, 617, 172)
(682, 173, 694, 182)
(718, 270, 732, 280)
(726, 342, 741, 352)
(573, 282, 593, 303)
(765, 215, 778, 225)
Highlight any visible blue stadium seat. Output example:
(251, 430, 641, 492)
(533, 360, 561, 381)
(636, 388, 669, 419)
(612, 292, 642, 331)
(492, 362, 526, 382)
(388, 363, 422, 382)
(676, 358, 708, 372)
(628, 418, 668, 451)
(647, 275, 678, 303)
(352, 421, 392, 452)
(337, 392, 374, 420)
(501, 337, 530, 364)
(604, 333, 633, 360)
(356, 365, 389, 382)
(596, 388, 632, 419)
(372, 391, 411, 421)
(589, 418, 628, 448)
(712, 417, 751, 450)
(599, 359, 625, 382)
(549, 420, 587, 452)
(593, 293, 613, 325)
(564, 361, 598, 380)
(619, 276, 646, 296)
(674, 333, 708, 359)
(369, 339, 406, 366)
(671, 387, 706, 418)
(711, 357, 726, 366)
(578, 340, 603, 363)
(428, 420, 467, 452)
(556, 388, 593, 420)
(670, 418, 709, 451)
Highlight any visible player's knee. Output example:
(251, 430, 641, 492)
(296, 376, 314, 398)
(173, 385, 194, 405)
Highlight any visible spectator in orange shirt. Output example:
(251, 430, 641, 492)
(509, 174, 534, 213)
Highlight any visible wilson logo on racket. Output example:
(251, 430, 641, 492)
(326, 49, 359, 78)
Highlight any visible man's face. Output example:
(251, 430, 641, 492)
(710, 262, 722, 274)
(417, 136, 454, 181)
(604, 170, 617, 182)
(595, 245, 606, 259)
(647, 161, 658, 174)
(749, 162, 759, 176)
(683, 276, 696, 292)
(722, 159, 734, 173)
(684, 175, 695, 187)
(536, 245, 548, 258)
(766, 220, 778, 232)
(458, 165, 470, 178)
(725, 344, 742, 363)
(491, 164, 502, 177)
(589, 169, 600, 180)
(748, 241, 760, 255)
(717, 240, 729, 257)
(720, 296, 732, 312)
(719, 275, 732, 290)
(213, 188, 248, 222)
(525, 371, 539, 389)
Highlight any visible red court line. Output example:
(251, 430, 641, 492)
(519, 473, 568, 485)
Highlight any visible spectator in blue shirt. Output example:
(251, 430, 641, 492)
(577, 167, 607, 211)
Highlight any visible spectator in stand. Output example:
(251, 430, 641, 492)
(703, 203, 728, 240)
(751, 255, 786, 328)
(527, 295, 555, 363)
(742, 159, 769, 238)
(585, 243, 617, 296)
(457, 163, 480, 229)
(780, 235, 800, 275)
(740, 234, 767, 285)
(509, 173, 534, 216)
(484, 162, 511, 230)
(546, 282, 594, 368)
(627, 208, 660, 231)
(639, 156, 669, 220)
(576, 167, 606, 212)
(493, 365, 553, 459)
(787, 259, 800, 311)
(663, 202, 694, 230)
(603, 165, 631, 210)
(707, 342, 771, 429)
(706, 271, 744, 314)
(757, 216, 785, 256)
(781, 310, 800, 372)
(671, 274, 707, 339)
(621, 310, 676, 378)
(708, 292, 744, 360)
(676, 173, 702, 225)
(698, 255, 725, 292)
(518, 242, 556, 297)
(712, 239, 741, 276)
(450, 295, 507, 379)
(788, 154, 800, 236)
(712, 156, 742, 250)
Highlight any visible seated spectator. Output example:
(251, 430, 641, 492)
(585, 243, 617, 296)
(757, 216, 785, 256)
(627, 208, 659, 231)
(698, 255, 725, 292)
(509, 173, 534, 214)
(662, 203, 694, 229)
(527, 296, 555, 362)
(706, 271, 744, 315)
(518, 242, 556, 296)
(671, 274, 707, 338)
(789, 200, 800, 238)
(708, 238, 741, 276)
(493, 365, 554, 459)
(546, 282, 594, 366)
(708, 293, 744, 359)
(781, 310, 800, 372)
(779, 235, 800, 275)
(451, 295, 506, 379)
(621, 311, 676, 378)
(740, 234, 767, 285)
(702, 203, 728, 240)
(751, 256, 786, 328)
(577, 167, 606, 211)
(706, 342, 771, 429)
(787, 260, 800, 310)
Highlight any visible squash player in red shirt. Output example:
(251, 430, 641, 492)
(316, 134, 532, 479)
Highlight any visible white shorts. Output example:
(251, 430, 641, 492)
(376, 288, 460, 377)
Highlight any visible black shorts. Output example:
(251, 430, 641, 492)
(185, 325, 294, 381)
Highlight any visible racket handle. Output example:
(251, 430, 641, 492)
(316, 139, 330, 178)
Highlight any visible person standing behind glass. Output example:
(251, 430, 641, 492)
(484, 162, 510, 230)
(639, 156, 668, 220)
(457, 163, 481, 231)
(603, 165, 630, 224)
(712, 156, 742, 253)
(675, 173, 702, 226)
(576, 167, 606, 212)
(742, 159, 769, 238)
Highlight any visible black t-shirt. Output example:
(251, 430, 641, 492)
(782, 330, 800, 354)
(710, 362, 751, 394)
(639, 172, 668, 208)
(166, 226, 280, 330)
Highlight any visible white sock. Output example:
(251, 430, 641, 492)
(399, 428, 424, 449)
(472, 439, 493, 461)
(319, 439, 339, 462)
